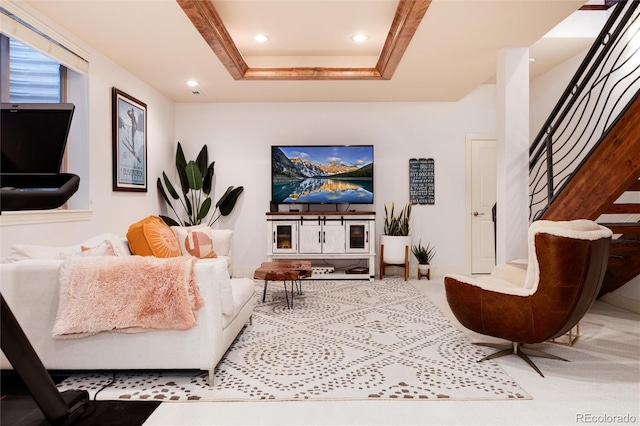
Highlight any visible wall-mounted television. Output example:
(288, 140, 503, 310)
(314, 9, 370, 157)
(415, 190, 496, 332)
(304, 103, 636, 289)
(271, 145, 374, 205)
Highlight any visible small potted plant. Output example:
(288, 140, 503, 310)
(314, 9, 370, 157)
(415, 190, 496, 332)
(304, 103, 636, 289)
(412, 240, 436, 280)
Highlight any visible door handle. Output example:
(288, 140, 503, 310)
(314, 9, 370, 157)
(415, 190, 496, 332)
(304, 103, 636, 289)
(473, 211, 484, 216)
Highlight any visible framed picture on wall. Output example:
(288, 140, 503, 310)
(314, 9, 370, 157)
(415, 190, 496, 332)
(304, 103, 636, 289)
(112, 88, 147, 192)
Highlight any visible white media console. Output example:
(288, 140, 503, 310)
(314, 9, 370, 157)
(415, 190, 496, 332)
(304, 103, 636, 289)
(266, 211, 376, 280)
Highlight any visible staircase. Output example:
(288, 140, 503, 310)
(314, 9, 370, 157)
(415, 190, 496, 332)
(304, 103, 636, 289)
(528, 1, 640, 297)
(540, 94, 640, 296)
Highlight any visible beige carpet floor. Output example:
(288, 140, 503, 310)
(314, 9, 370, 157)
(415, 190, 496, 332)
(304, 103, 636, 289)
(57, 277, 529, 402)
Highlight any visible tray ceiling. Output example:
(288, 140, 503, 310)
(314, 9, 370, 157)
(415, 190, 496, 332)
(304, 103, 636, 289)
(22, 0, 597, 102)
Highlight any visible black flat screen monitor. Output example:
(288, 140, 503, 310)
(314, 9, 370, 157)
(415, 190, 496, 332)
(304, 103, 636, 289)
(271, 145, 374, 205)
(1, 103, 75, 173)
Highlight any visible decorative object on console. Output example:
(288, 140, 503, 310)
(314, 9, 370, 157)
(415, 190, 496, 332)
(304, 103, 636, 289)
(380, 202, 412, 281)
(157, 142, 244, 227)
(412, 240, 436, 280)
(112, 88, 147, 192)
(126, 215, 181, 258)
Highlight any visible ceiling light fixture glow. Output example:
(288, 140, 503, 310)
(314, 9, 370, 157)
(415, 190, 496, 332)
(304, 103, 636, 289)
(186, 80, 200, 87)
(253, 34, 269, 43)
(352, 34, 368, 43)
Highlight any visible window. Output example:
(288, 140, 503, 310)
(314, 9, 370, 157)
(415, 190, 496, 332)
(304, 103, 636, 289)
(0, 5, 91, 219)
(7, 37, 63, 103)
(1, 35, 67, 173)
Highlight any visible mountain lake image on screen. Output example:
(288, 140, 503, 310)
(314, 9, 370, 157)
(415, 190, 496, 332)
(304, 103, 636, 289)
(271, 145, 374, 204)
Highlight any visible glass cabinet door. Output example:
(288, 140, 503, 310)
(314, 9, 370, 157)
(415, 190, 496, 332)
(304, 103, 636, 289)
(346, 222, 369, 253)
(272, 221, 297, 253)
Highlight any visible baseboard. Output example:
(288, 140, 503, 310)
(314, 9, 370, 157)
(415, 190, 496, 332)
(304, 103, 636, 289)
(599, 293, 640, 315)
(231, 268, 255, 279)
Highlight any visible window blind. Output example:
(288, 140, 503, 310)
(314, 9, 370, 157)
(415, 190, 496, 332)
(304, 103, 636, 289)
(0, 3, 89, 74)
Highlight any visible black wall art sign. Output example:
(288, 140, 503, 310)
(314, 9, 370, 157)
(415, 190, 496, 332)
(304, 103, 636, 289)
(409, 158, 434, 205)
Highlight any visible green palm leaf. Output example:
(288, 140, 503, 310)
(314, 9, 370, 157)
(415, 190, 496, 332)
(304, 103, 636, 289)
(185, 161, 203, 190)
(162, 172, 179, 200)
(217, 186, 244, 216)
(198, 197, 212, 220)
(176, 142, 189, 194)
(202, 162, 215, 195)
(195, 145, 208, 177)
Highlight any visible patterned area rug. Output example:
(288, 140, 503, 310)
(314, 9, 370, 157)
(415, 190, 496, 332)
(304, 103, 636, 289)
(57, 278, 530, 401)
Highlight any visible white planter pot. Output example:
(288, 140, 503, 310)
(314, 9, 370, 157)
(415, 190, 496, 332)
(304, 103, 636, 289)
(418, 264, 430, 272)
(418, 263, 431, 280)
(380, 235, 411, 265)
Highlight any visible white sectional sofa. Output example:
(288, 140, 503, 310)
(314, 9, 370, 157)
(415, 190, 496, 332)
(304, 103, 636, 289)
(0, 231, 255, 385)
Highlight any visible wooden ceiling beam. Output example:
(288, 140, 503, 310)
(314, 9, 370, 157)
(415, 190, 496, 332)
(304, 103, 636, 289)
(177, 0, 431, 81)
(176, 0, 247, 80)
(377, 0, 431, 79)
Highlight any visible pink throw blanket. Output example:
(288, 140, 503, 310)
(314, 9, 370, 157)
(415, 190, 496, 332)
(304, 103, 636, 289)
(53, 256, 203, 339)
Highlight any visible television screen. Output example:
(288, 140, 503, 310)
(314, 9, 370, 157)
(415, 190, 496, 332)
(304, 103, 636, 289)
(271, 145, 374, 204)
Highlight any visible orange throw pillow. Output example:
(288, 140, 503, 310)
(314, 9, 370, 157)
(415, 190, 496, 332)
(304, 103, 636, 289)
(126, 216, 181, 258)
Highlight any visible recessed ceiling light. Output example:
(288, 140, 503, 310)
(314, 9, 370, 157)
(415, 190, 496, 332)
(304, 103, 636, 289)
(253, 34, 268, 43)
(186, 80, 200, 87)
(352, 34, 368, 43)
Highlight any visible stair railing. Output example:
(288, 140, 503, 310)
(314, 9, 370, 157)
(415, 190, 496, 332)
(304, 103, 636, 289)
(529, 0, 640, 221)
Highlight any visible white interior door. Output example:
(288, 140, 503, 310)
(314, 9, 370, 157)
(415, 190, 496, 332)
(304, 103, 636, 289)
(471, 139, 497, 273)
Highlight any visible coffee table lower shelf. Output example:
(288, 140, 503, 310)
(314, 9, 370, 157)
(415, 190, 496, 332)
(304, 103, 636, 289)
(266, 254, 375, 281)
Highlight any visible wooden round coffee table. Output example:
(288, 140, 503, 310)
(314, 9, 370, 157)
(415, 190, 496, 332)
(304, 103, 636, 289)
(253, 261, 312, 309)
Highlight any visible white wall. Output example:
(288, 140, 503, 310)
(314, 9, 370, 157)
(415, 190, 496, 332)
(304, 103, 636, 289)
(175, 86, 496, 276)
(530, 49, 587, 140)
(0, 37, 175, 256)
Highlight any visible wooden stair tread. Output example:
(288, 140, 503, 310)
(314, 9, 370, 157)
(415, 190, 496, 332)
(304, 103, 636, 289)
(627, 180, 640, 191)
(607, 256, 628, 266)
(598, 222, 640, 234)
(610, 238, 640, 251)
(604, 203, 640, 214)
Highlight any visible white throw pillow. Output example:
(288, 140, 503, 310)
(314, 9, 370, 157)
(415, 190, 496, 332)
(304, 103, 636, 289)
(80, 233, 130, 256)
(7, 243, 80, 262)
(213, 259, 234, 316)
(210, 229, 233, 257)
(79, 240, 117, 257)
(7, 233, 130, 262)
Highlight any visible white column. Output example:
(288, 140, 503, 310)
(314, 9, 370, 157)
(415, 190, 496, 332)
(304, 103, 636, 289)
(496, 48, 530, 263)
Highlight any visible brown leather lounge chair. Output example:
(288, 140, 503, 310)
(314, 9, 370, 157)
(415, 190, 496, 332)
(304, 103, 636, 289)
(444, 220, 612, 377)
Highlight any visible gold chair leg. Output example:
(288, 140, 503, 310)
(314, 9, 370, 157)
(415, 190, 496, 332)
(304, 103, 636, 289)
(475, 341, 569, 378)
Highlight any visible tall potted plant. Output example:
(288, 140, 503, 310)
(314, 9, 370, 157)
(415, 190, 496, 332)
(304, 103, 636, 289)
(157, 142, 244, 226)
(380, 202, 412, 265)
